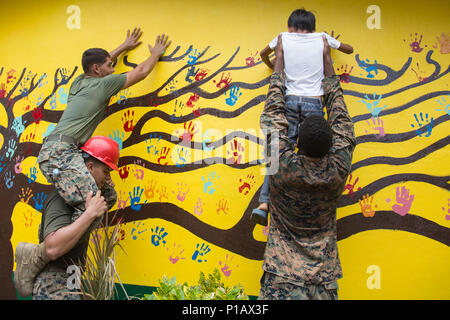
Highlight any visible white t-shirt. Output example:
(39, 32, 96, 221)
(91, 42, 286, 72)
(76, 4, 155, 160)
(268, 32, 340, 96)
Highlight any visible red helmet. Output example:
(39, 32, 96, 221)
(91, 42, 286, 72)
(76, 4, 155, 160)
(81, 136, 120, 171)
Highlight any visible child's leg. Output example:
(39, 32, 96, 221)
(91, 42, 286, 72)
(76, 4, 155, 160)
(299, 97, 323, 122)
(285, 95, 302, 145)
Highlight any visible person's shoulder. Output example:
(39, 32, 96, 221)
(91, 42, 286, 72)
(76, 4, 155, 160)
(44, 190, 74, 213)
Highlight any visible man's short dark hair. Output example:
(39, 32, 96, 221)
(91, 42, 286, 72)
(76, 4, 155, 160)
(288, 8, 316, 32)
(298, 115, 333, 158)
(82, 48, 110, 73)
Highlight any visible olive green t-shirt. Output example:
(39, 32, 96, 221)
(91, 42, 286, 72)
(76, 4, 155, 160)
(51, 73, 127, 144)
(39, 191, 91, 269)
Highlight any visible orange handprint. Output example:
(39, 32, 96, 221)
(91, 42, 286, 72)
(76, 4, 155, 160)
(144, 179, 157, 199)
(359, 194, 376, 218)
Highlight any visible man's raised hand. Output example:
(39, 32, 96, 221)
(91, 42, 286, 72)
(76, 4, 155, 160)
(148, 34, 171, 58)
(123, 27, 143, 51)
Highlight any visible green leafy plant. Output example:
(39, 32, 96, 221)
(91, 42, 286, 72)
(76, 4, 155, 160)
(142, 268, 248, 300)
(79, 212, 128, 300)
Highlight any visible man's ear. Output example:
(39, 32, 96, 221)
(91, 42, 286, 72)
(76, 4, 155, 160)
(85, 160, 93, 172)
(90, 63, 100, 75)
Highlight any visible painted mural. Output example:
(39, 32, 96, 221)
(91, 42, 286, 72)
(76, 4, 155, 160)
(1, 0, 449, 299)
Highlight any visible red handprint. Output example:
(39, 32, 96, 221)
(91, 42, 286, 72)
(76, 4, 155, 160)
(226, 139, 245, 164)
(238, 173, 256, 195)
(157, 147, 171, 165)
(193, 108, 201, 117)
(179, 121, 198, 143)
(118, 165, 130, 181)
(245, 51, 260, 67)
(186, 93, 200, 108)
(214, 72, 232, 89)
(6, 69, 16, 84)
(122, 110, 135, 132)
(23, 132, 36, 156)
(337, 64, 354, 83)
(344, 174, 362, 199)
(32, 107, 43, 124)
(0, 83, 6, 99)
(195, 69, 208, 81)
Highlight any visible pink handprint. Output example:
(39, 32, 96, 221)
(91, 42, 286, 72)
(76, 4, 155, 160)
(117, 191, 129, 209)
(407, 33, 426, 53)
(365, 117, 385, 138)
(392, 186, 415, 216)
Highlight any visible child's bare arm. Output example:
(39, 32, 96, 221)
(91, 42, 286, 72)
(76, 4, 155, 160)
(260, 45, 275, 69)
(337, 42, 353, 54)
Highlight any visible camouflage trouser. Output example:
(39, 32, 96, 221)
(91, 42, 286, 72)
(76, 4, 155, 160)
(37, 140, 117, 226)
(32, 271, 81, 300)
(258, 272, 338, 300)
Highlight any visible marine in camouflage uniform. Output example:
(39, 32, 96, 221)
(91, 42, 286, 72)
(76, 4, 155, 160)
(258, 36, 356, 300)
(37, 139, 117, 225)
(36, 66, 127, 221)
(33, 190, 93, 300)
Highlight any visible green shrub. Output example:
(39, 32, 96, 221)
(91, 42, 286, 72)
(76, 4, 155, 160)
(142, 268, 248, 300)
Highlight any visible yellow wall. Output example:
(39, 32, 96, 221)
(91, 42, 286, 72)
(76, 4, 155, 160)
(3, 0, 449, 299)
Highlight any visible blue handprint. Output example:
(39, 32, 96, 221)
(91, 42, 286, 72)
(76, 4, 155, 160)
(225, 85, 242, 106)
(0, 156, 6, 173)
(202, 171, 220, 195)
(11, 116, 26, 137)
(176, 147, 189, 168)
(192, 243, 211, 263)
(358, 58, 378, 78)
(6, 140, 17, 160)
(129, 186, 147, 211)
(37, 73, 48, 88)
(411, 112, 434, 137)
(435, 95, 450, 115)
(109, 129, 125, 150)
(116, 88, 130, 105)
(185, 66, 199, 83)
(49, 94, 57, 110)
(57, 87, 68, 105)
(358, 93, 387, 117)
(131, 221, 147, 240)
(150, 226, 168, 246)
(186, 48, 200, 65)
(27, 167, 38, 183)
(33, 192, 47, 211)
(4, 171, 15, 189)
(146, 134, 162, 155)
(58, 68, 71, 85)
(18, 85, 29, 98)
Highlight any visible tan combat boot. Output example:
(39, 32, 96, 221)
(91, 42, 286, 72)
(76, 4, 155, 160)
(14, 242, 51, 297)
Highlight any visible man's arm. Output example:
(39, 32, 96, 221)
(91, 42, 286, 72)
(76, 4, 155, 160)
(322, 37, 356, 175)
(260, 45, 275, 69)
(109, 28, 143, 62)
(45, 191, 107, 261)
(260, 35, 292, 156)
(122, 34, 171, 90)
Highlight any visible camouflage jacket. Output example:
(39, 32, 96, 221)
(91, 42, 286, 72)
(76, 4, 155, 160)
(260, 72, 356, 285)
